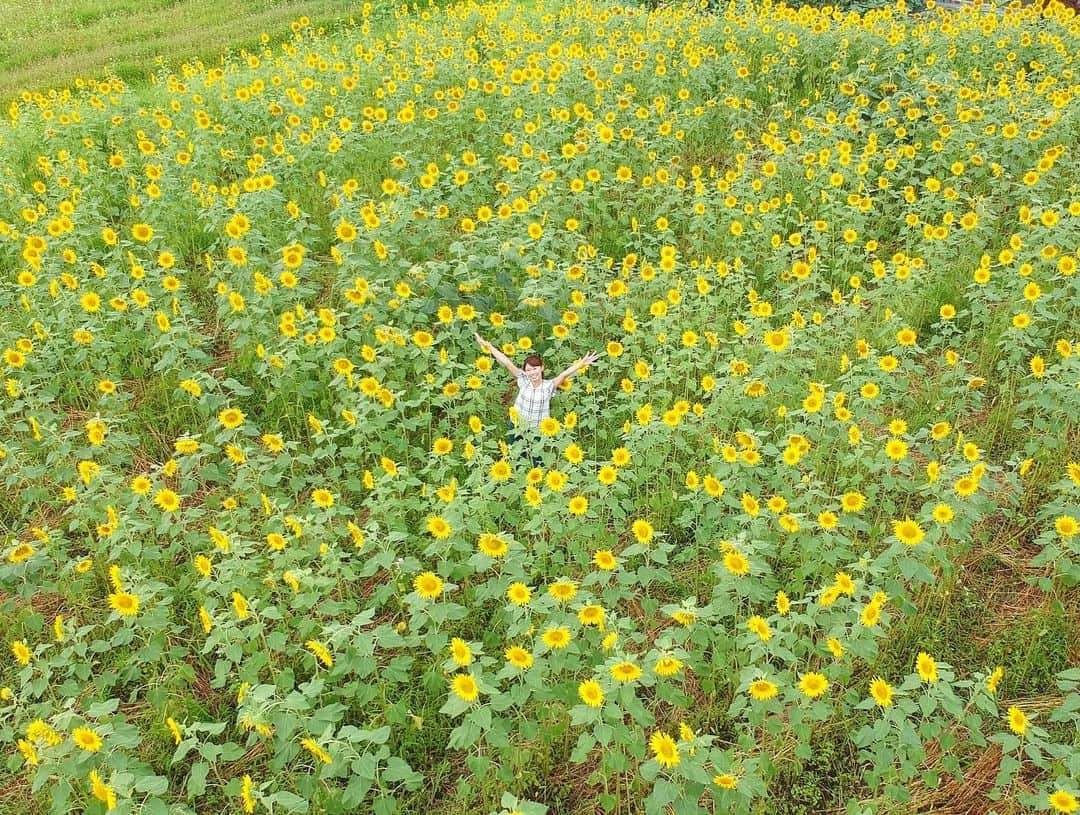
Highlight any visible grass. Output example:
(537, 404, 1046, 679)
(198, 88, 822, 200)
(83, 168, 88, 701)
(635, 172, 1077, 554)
(0, 0, 373, 102)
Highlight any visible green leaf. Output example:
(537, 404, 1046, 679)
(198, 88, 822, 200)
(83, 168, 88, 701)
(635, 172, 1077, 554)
(268, 791, 310, 813)
(383, 757, 422, 786)
(85, 698, 119, 717)
(886, 784, 911, 803)
(187, 762, 209, 798)
(133, 775, 170, 795)
(343, 774, 373, 808)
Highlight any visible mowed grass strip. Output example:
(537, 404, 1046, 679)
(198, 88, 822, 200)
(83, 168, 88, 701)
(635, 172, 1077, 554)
(0, 0, 370, 101)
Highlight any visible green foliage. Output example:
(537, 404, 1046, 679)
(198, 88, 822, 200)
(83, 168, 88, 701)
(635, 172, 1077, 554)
(0, 1, 1079, 814)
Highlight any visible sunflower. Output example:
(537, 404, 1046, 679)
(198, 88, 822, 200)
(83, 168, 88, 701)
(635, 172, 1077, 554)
(477, 533, 508, 558)
(131, 223, 154, 242)
(578, 679, 604, 707)
(654, 657, 683, 677)
(932, 504, 955, 524)
(892, 517, 925, 546)
(987, 667, 1004, 694)
(610, 661, 643, 683)
(568, 496, 589, 515)
(818, 511, 839, 530)
(504, 646, 533, 670)
(861, 599, 884, 627)
(449, 638, 473, 667)
(413, 572, 443, 600)
(451, 673, 479, 702)
(593, 550, 617, 570)
(282, 244, 305, 270)
(89, 770, 116, 809)
(763, 330, 788, 352)
(8, 543, 34, 563)
(578, 604, 604, 627)
(218, 408, 245, 429)
(723, 550, 750, 576)
(1056, 516, 1078, 538)
(631, 519, 654, 544)
(261, 434, 284, 453)
(671, 609, 697, 626)
(305, 640, 333, 668)
(885, 439, 908, 461)
(841, 491, 866, 512)
(1007, 706, 1028, 735)
(300, 737, 331, 764)
(545, 470, 568, 491)
(799, 672, 829, 698)
(72, 727, 103, 752)
(548, 580, 577, 603)
(232, 592, 250, 620)
(109, 591, 140, 616)
(747, 615, 771, 641)
(1049, 790, 1079, 813)
(869, 677, 894, 707)
(506, 582, 532, 605)
(174, 438, 199, 454)
(649, 730, 680, 768)
(11, 640, 31, 666)
(541, 627, 571, 649)
(426, 516, 451, 539)
(154, 489, 180, 512)
(538, 417, 561, 436)
(916, 652, 939, 683)
(748, 679, 779, 701)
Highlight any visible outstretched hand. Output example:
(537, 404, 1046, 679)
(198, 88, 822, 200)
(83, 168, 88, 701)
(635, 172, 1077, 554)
(474, 332, 490, 351)
(581, 350, 600, 366)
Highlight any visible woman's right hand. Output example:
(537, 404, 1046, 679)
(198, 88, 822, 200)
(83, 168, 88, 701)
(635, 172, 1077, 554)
(474, 332, 489, 350)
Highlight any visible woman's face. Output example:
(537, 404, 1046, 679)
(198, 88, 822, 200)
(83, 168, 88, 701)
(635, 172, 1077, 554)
(524, 361, 543, 385)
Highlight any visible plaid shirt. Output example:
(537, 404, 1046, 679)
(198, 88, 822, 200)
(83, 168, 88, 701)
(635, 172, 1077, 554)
(512, 373, 557, 429)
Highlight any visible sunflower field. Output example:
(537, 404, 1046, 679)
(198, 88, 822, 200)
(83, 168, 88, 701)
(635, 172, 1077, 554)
(1, 0, 1079, 813)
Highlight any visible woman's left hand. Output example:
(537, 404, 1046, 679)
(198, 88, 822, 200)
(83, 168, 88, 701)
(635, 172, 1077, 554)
(582, 350, 600, 366)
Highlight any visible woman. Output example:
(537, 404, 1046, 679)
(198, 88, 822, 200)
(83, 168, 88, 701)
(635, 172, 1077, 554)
(474, 333, 598, 436)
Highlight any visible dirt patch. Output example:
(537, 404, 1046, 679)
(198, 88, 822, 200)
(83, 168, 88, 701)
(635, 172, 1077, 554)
(222, 740, 268, 780)
(0, 589, 69, 621)
(1066, 602, 1080, 665)
(0, 771, 43, 815)
(30, 591, 68, 619)
(58, 408, 93, 435)
(549, 747, 629, 815)
(192, 665, 229, 719)
(623, 595, 676, 644)
(956, 528, 1050, 649)
(908, 741, 1017, 815)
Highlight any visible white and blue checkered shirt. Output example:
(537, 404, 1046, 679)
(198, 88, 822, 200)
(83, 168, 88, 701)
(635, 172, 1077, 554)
(513, 373, 557, 429)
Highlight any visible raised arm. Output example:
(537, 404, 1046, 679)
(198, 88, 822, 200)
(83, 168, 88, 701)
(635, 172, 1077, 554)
(550, 350, 599, 390)
(475, 332, 521, 378)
